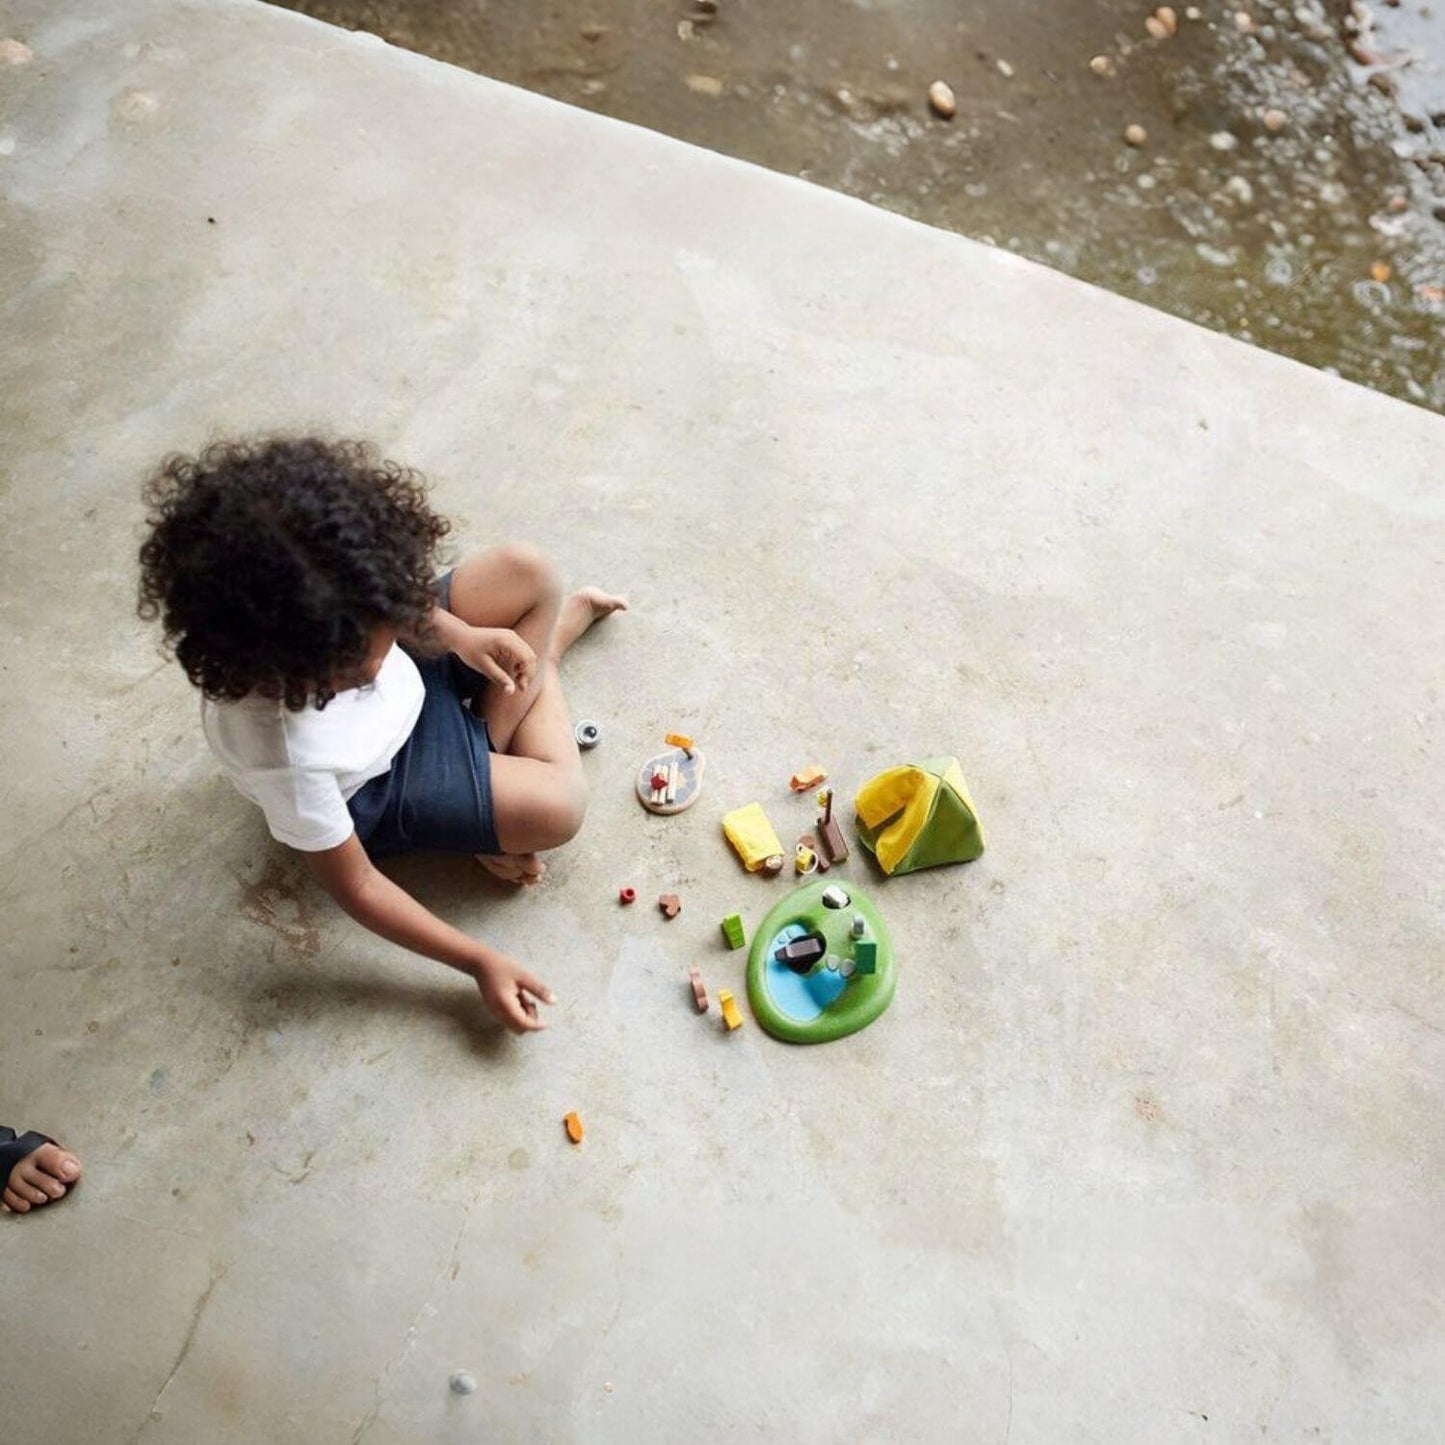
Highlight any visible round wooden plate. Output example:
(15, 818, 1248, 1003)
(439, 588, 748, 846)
(635, 747, 706, 815)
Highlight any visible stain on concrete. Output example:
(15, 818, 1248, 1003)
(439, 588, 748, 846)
(1134, 1091, 1164, 1122)
(238, 860, 321, 957)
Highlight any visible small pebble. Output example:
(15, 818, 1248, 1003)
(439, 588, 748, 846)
(1146, 15, 1170, 38)
(1089, 54, 1114, 76)
(1234, 9, 1255, 30)
(1224, 175, 1254, 203)
(1157, 5, 1179, 31)
(1386, 193, 1408, 212)
(0, 37, 32, 64)
(996, 58, 1014, 78)
(1370, 260, 1392, 282)
(450, 1372, 477, 1396)
(1125, 123, 1148, 146)
(928, 79, 956, 118)
(685, 73, 723, 96)
(1209, 130, 1239, 151)
(1262, 107, 1288, 131)
(1185, 4, 1202, 16)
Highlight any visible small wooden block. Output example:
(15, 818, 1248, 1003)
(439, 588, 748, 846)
(658, 893, 682, 919)
(817, 816, 849, 864)
(799, 833, 829, 873)
(563, 1111, 584, 1144)
(719, 990, 743, 1031)
(790, 765, 828, 792)
(689, 967, 709, 1012)
(665, 732, 695, 753)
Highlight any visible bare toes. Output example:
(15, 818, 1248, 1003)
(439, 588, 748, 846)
(33, 1143, 80, 1183)
(476, 854, 525, 883)
(4, 1187, 30, 1213)
(19, 1164, 66, 1201)
(578, 586, 628, 616)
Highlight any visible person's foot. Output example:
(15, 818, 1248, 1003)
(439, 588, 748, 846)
(475, 852, 547, 886)
(549, 587, 628, 663)
(3, 1142, 81, 1214)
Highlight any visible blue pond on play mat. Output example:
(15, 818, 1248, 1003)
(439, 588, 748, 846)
(764, 923, 848, 1022)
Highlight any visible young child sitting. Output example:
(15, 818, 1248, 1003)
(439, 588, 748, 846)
(137, 437, 626, 1032)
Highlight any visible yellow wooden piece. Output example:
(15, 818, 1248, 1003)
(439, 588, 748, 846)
(563, 1111, 584, 1144)
(719, 990, 743, 1031)
(721, 803, 784, 872)
(664, 732, 695, 751)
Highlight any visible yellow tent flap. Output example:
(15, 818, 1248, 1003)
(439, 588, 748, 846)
(854, 766, 941, 876)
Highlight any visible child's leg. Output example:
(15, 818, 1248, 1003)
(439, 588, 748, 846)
(444, 543, 564, 755)
(442, 547, 625, 863)
(486, 590, 626, 852)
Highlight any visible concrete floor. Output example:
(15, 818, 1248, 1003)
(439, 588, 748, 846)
(2, 1, 1442, 1440)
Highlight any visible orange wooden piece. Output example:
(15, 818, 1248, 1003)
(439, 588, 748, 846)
(563, 1111, 584, 1144)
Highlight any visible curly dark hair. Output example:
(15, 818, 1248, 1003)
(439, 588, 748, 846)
(137, 436, 450, 710)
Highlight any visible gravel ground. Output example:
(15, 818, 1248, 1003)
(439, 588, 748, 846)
(268, 0, 1445, 412)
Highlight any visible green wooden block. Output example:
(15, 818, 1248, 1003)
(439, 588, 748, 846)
(853, 939, 878, 975)
(721, 913, 746, 950)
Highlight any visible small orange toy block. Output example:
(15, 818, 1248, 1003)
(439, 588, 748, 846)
(664, 732, 695, 755)
(658, 893, 682, 919)
(790, 765, 828, 792)
(563, 1111, 584, 1144)
(689, 967, 710, 1011)
(719, 990, 743, 1031)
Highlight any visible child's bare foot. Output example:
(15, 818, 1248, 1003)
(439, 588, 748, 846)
(549, 588, 628, 663)
(475, 852, 547, 886)
(3, 1141, 82, 1214)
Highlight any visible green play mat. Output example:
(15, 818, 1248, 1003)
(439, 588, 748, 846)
(745, 879, 896, 1044)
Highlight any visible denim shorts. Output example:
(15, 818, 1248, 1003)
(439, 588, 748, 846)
(346, 572, 501, 857)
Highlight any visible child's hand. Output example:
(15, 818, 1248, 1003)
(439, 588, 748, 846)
(475, 955, 555, 1032)
(458, 627, 537, 695)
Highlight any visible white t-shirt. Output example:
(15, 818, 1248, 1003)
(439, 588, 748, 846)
(202, 643, 426, 852)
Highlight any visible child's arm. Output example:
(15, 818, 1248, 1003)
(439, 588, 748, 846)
(418, 605, 537, 695)
(302, 835, 554, 1032)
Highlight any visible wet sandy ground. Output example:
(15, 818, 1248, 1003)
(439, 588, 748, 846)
(269, 0, 1444, 412)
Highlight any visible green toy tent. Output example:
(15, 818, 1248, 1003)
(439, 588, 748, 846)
(853, 757, 985, 876)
